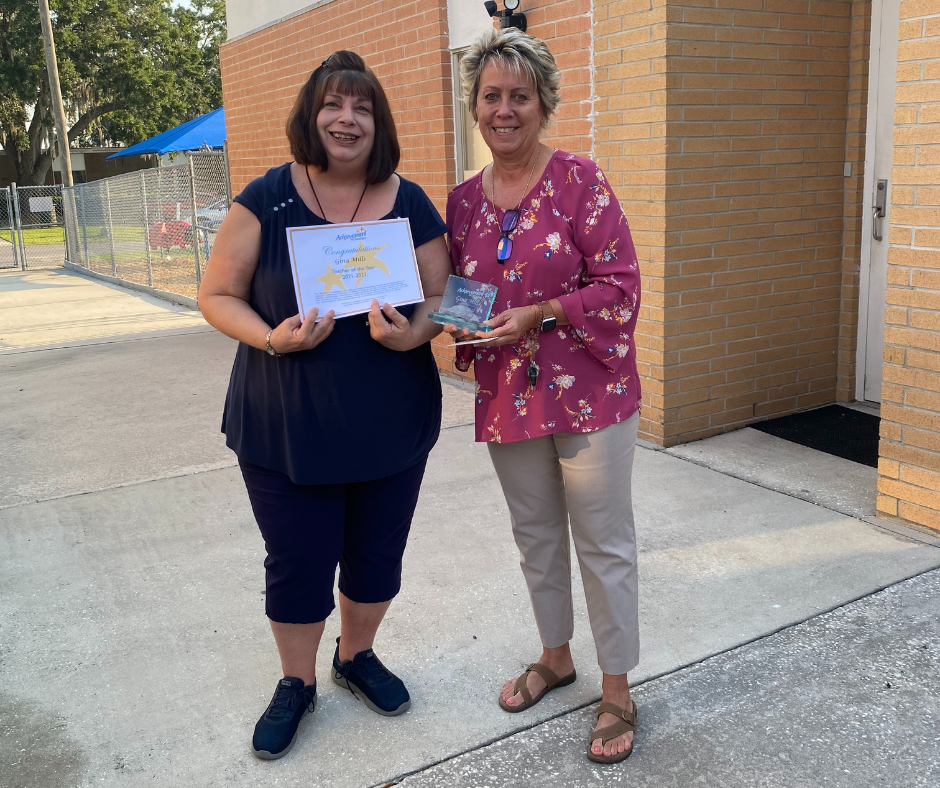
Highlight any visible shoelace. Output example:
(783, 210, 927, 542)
(339, 652, 394, 687)
(264, 683, 307, 722)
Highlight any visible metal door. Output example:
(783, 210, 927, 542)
(856, 0, 902, 403)
(0, 187, 19, 269)
(12, 184, 67, 269)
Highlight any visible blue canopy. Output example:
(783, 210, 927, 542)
(106, 107, 226, 159)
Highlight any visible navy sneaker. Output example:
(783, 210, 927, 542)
(332, 638, 411, 716)
(251, 676, 316, 760)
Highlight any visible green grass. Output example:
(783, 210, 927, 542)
(0, 225, 150, 246)
(0, 227, 65, 245)
(77, 225, 145, 242)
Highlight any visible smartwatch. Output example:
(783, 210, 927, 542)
(538, 302, 557, 332)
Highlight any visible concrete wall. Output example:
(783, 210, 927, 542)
(447, 0, 493, 50)
(225, 0, 334, 40)
(876, 0, 940, 531)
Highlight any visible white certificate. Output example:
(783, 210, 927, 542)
(286, 218, 424, 320)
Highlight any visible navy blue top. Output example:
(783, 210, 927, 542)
(222, 163, 447, 484)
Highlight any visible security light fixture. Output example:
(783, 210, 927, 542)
(484, 0, 527, 32)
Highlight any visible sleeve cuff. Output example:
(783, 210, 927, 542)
(556, 291, 585, 329)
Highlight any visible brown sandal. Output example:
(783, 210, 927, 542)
(498, 662, 577, 713)
(587, 700, 638, 764)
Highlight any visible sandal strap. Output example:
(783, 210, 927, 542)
(525, 662, 562, 688)
(597, 701, 638, 729)
(593, 717, 635, 744)
(512, 670, 533, 706)
(511, 663, 561, 707)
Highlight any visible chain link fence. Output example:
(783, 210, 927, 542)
(0, 187, 18, 269)
(63, 151, 229, 300)
(6, 184, 66, 269)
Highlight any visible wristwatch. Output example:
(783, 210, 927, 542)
(265, 329, 282, 357)
(538, 302, 557, 332)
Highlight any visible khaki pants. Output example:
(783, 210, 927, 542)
(487, 412, 640, 675)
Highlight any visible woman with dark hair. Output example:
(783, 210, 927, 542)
(199, 51, 450, 760)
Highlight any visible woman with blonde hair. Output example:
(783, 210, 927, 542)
(444, 28, 643, 764)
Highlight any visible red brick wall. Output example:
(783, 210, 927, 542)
(220, 0, 455, 207)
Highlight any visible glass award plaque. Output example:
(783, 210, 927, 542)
(429, 275, 498, 333)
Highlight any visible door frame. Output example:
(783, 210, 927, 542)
(855, 0, 895, 402)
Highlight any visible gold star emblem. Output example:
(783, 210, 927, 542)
(316, 263, 347, 294)
(343, 241, 389, 287)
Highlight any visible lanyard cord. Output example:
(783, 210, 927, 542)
(305, 165, 368, 224)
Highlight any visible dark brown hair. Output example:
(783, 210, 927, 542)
(286, 51, 400, 184)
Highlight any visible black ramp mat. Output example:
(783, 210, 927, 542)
(751, 404, 880, 468)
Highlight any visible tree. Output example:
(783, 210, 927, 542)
(0, 0, 225, 185)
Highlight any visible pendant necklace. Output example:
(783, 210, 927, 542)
(490, 146, 541, 224)
(306, 165, 368, 223)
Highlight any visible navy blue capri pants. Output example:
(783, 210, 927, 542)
(239, 457, 428, 624)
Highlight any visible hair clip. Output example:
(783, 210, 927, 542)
(321, 54, 334, 68)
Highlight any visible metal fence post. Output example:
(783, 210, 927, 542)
(187, 153, 202, 287)
(11, 183, 27, 270)
(103, 180, 116, 275)
(140, 172, 153, 287)
(4, 187, 19, 269)
(79, 186, 89, 265)
(61, 187, 72, 265)
(222, 139, 233, 207)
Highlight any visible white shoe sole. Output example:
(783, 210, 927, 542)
(251, 699, 315, 760)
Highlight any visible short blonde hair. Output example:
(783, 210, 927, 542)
(460, 28, 561, 130)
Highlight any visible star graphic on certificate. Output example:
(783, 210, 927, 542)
(343, 241, 389, 287)
(317, 263, 347, 294)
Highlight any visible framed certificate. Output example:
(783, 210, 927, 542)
(286, 218, 424, 320)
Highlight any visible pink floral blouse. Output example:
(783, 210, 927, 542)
(447, 150, 642, 444)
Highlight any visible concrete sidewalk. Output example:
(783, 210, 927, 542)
(1, 270, 938, 788)
(0, 269, 207, 352)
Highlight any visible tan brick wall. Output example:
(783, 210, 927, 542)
(593, 0, 671, 442)
(876, 0, 940, 533)
(661, 0, 854, 445)
(837, 0, 873, 401)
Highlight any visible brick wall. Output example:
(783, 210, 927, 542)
(876, 0, 940, 533)
(593, 0, 671, 442)
(220, 0, 599, 381)
(221, 0, 459, 375)
(522, 0, 595, 156)
(220, 0, 455, 206)
(658, 0, 853, 445)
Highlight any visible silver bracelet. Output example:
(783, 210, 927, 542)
(265, 329, 282, 357)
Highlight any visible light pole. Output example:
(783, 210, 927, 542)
(38, 0, 73, 186)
